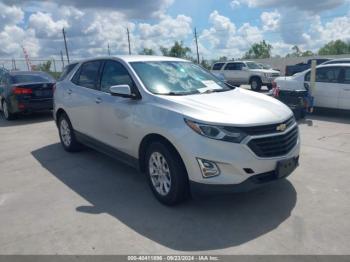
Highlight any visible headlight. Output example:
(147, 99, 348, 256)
(184, 119, 247, 143)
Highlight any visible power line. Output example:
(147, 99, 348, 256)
(62, 28, 70, 63)
(127, 28, 131, 55)
(194, 27, 200, 64)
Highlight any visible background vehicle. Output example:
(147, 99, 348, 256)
(211, 61, 280, 91)
(54, 56, 299, 205)
(285, 58, 330, 76)
(321, 58, 350, 65)
(0, 71, 55, 120)
(273, 64, 350, 110)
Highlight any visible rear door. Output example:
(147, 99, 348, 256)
(338, 67, 350, 110)
(223, 63, 240, 84)
(68, 60, 102, 137)
(305, 66, 342, 109)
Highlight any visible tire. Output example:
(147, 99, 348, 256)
(1, 100, 15, 120)
(267, 84, 273, 90)
(145, 142, 190, 205)
(250, 77, 262, 91)
(58, 113, 82, 152)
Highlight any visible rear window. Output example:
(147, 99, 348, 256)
(58, 63, 78, 81)
(11, 73, 54, 84)
(212, 63, 224, 70)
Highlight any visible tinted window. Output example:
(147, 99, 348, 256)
(212, 63, 224, 70)
(343, 68, 350, 84)
(59, 63, 78, 81)
(305, 67, 341, 83)
(224, 63, 242, 70)
(11, 73, 54, 84)
(100, 61, 134, 93)
(74, 61, 102, 89)
(325, 60, 350, 65)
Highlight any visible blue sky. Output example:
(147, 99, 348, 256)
(0, 0, 349, 60)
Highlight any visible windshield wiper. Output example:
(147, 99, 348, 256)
(155, 91, 199, 96)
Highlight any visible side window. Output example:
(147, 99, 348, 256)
(100, 61, 134, 93)
(342, 68, 350, 84)
(224, 63, 238, 70)
(59, 63, 78, 81)
(316, 67, 341, 83)
(212, 63, 224, 70)
(305, 67, 341, 83)
(73, 61, 102, 89)
(236, 63, 244, 70)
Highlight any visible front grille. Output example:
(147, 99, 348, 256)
(247, 126, 299, 157)
(224, 117, 295, 136)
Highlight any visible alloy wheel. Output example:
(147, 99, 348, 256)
(149, 152, 172, 196)
(60, 119, 72, 147)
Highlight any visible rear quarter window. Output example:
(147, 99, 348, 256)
(212, 63, 224, 70)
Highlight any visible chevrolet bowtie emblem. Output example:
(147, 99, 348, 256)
(276, 123, 287, 132)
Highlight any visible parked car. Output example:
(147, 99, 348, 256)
(54, 56, 300, 205)
(211, 61, 280, 91)
(285, 58, 330, 76)
(273, 64, 350, 110)
(0, 71, 56, 120)
(58, 62, 79, 81)
(321, 58, 350, 65)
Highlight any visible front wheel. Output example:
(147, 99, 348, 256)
(145, 142, 190, 205)
(58, 114, 82, 152)
(250, 77, 262, 91)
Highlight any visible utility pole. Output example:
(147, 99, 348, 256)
(60, 50, 65, 69)
(62, 28, 70, 63)
(194, 27, 200, 64)
(127, 28, 131, 55)
(108, 43, 111, 56)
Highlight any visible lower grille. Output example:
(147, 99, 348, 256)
(248, 126, 298, 157)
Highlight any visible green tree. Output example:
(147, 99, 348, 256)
(318, 40, 350, 55)
(139, 48, 155, 55)
(243, 40, 272, 59)
(37, 60, 52, 72)
(286, 46, 314, 57)
(200, 59, 211, 70)
(160, 41, 191, 58)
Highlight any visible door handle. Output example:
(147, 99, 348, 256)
(95, 97, 102, 104)
(67, 89, 72, 95)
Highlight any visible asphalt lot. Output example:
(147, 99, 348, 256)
(0, 109, 350, 255)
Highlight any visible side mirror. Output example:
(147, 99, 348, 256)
(109, 85, 136, 99)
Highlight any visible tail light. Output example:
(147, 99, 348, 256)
(13, 87, 33, 95)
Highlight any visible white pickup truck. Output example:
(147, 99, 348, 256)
(211, 61, 280, 91)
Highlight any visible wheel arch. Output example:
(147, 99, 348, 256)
(249, 75, 262, 83)
(55, 108, 67, 126)
(138, 133, 186, 174)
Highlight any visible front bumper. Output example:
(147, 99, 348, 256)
(262, 76, 279, 84)
(190, 156, 299, 195)
(175, 123, 300, 187)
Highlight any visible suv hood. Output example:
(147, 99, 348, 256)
(250, 69, 280, 74)
(158, 88, 292, 126)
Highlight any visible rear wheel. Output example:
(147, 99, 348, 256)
(145, 142, 190, 205)
(2, 100, 15, 120)
(250, 77, 262, 91)
(58, 113, 82, 152)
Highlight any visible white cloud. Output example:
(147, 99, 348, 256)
(260, 10, 280, 31)
(230, 0, 241, 9)
(29, 12, 68, 38)
(0, 3, 24, 30)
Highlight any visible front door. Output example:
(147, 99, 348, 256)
(95, 60, 137, 155)
(338, 67, 350, 110)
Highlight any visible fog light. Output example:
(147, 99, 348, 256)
(197, 158, 220, 178)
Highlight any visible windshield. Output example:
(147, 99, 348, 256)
(12, 73, 54, 84)
(246, 62, 261, 69)
(131, 61, 230, 95)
